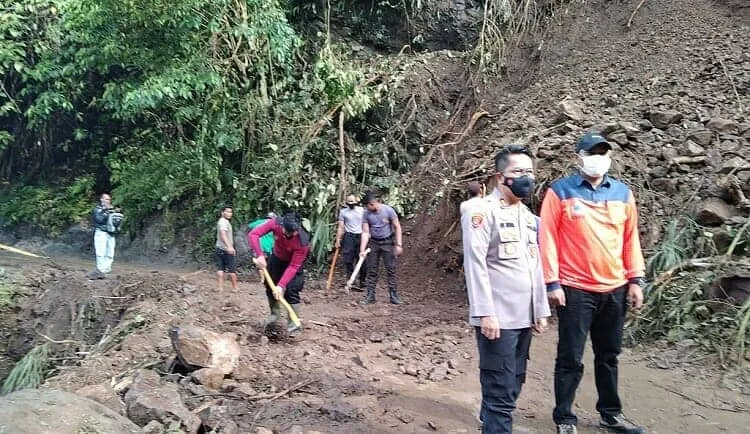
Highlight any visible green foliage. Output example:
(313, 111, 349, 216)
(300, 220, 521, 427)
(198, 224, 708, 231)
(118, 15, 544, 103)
(1, 343, 50, 394)
(627, 274, 750, 364)
(0, 0, 420, 263)
(629, 217, 747, 363)
(646, 216, 715, 276)
(0, 175, 94, 235)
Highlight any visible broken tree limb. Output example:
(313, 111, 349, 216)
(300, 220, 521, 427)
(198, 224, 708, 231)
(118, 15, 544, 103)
(627, 0, 648, 28)
(670, 156, 706, 166)
(649, 380, 748, 412)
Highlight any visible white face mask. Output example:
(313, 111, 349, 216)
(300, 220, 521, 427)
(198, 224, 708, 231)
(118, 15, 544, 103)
(579, 154, 611, 177)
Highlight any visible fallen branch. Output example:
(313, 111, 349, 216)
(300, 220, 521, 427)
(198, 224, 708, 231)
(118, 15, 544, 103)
(35, 330, 82, 345)
(180, 270, 205, 280)
(725, 217, 750, 257)
(435, 109, 489, 148)
(718, 58, 744, 113)
(121, 281, 144, 290)
(191, 398, 224, 414)
(649, 380, 747, 412)
(92, 295, 133, 300)
(670, 156, 706, 165)
(627, 0, 648, 28)
(653, 257, 716, 285)
(309, 320, 332, 327)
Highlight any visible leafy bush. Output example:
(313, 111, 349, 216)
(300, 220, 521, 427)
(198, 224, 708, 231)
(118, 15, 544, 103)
(0, 176, 94, 235)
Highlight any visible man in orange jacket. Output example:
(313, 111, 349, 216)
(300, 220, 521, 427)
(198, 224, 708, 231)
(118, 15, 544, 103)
(539, 132, 646, 434)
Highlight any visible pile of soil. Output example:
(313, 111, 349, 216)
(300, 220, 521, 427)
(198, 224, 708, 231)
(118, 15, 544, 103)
(400, 0, 750, 278)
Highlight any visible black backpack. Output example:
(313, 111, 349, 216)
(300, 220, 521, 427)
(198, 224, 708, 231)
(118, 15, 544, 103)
(106, 211, 124, 234)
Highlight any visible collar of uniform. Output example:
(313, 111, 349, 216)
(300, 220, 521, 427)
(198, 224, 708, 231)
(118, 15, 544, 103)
(574, 173, 612, 190)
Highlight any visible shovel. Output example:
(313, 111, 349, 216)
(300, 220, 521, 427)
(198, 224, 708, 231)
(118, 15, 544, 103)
(326, 247, 339, 291)
(344, 248, 370, 293)
(260, 268, 301, 329)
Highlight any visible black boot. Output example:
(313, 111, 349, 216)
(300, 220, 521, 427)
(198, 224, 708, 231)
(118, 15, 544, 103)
(360, 290, 376, 305)
(389, 290, 402, 305)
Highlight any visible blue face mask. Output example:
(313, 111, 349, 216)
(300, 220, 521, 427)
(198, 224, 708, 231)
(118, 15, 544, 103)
(503, 175, 534, 199)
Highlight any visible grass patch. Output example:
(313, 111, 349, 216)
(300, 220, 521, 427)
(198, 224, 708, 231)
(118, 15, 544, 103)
(1, 343, 50, 394)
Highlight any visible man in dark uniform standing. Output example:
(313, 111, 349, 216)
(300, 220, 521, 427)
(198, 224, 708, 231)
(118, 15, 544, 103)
(248, 212, 310, 334)
(359, 192, 403, 305)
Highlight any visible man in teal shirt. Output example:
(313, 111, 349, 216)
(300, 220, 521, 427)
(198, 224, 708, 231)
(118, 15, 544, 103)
(248, 212, 276, 256)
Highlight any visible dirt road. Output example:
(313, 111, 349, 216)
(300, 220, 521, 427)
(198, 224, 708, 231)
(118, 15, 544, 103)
(1, 253, 747, 433)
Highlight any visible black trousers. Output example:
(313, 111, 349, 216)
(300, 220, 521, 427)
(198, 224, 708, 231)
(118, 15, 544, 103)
(476, 327, 532, 434)
(553, 286, 627, 425)
(342, 232, 366, 285)
(263, 254, 305, 304)
(365, 237, 397, 294)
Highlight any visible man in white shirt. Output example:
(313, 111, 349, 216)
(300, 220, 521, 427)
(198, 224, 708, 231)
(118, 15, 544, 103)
(335, 194, 367, 290)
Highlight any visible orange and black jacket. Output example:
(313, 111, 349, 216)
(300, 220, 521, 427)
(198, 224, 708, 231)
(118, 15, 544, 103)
(539, 173, 645, 293)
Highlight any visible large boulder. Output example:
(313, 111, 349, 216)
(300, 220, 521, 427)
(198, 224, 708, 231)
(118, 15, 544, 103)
(706, 117, 739, 134)
(649, 110, 683, 129)
(124, 369, 201, 433)
(556, 101, 585, 123)
(695, 197, 739, 226)
(76, 382, 126, 415)
(170, 325, 240, 375)
(0, 388, 140, 434)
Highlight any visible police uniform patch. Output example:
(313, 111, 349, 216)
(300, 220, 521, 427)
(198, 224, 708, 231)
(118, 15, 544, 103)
(504, 243, 517, 255)
(471, 214, 483, 228)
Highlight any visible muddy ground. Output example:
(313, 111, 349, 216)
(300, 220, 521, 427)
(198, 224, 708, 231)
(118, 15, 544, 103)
(1, 251, 748, 433)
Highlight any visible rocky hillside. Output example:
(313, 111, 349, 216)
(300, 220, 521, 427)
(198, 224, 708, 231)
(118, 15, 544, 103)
(405, 0, 749, 266)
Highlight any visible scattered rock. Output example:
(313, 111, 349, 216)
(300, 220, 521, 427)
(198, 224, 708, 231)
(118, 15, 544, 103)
(352, 353, 372, 370)
(404, 364, 419, 376)
(682, 140, 706, 157)
(76, 382, 125, 415)
(649, 110, 682, 129)
(191, 367, 225, 390)
(170, 325, 240, 375)
(369, 332, 385, 343)
(0, 389, 141, 434)
(141, 420, 164, 434)
(695, 197, 740, 226)
(619, 121, 640, 138)
(720, 156, 750, 174)
(556, 101, 585, 123)
(608, 132, 629, 146)
(638, 119, 654, 130)
(428, 365, 449, 381)
(687, 129, 714, 147)
(319, 400, 362, 422)
(198, 405, 239, 434)
(255, 428, 274, 434)
(592, 122, 620, 135)
(706, 118, 739, 134)
(124, 369, 201, 433)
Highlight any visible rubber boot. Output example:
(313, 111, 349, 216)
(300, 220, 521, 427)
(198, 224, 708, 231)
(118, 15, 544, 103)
(389, 290, 402, 305)
(287, 303, 302, 335)
(360, 290, 376, 305)
(264, 294, 281, 326)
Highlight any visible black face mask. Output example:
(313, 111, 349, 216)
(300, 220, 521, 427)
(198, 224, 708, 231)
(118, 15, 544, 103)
(503, 175, 534, 199)
(347, 203, 356, 209)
